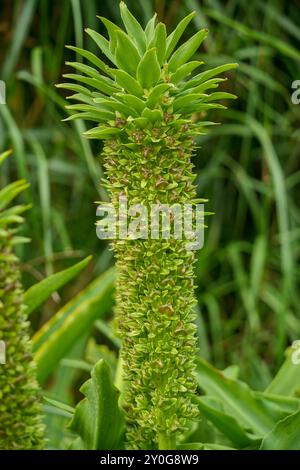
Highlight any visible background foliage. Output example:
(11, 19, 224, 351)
(0, 0, 300, 449)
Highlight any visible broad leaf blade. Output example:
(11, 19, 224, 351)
(260, 408, 300, 450)
(196, 396, 260, 448)
(69, 359, 125, 450)
(196, 356, 274, 436)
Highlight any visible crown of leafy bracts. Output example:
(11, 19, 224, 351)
(0, 150, 30, 239)
(57, 2, 237, 139)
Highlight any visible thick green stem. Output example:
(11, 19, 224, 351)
(158, 432, 176, 450)
(104, 123, 199, 449)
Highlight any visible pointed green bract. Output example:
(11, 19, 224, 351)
(61, 4, 237, 450)
(146, 83, 172, 107)
(145, 13, 157, 41)
(149, 23, 167, 65)
(97, 16, 123, 55)
(85, 28, 116, 64)
(65, 45, 112, 75)
(115, 30, 141, 76)
(165, 11, 196, 58)
(137, 48, 161, 89)
(171, 60, 203, 84)
(168, 29, 208, 72)
(120, 1, 146, 56)
(182, 63, 238, 91)
(112, 70, 144, 97)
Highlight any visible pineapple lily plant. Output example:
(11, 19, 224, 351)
(58, 2, 237, 450)
(0, 150, 45, 450)
(1, 2, 300, 453)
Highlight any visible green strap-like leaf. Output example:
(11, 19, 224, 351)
(97, 16, 124, 55)
(200, 92, 237, 102)
(64, 112, 112, 123)
(55, 82, 92, 96)
(66, 61, 106, 81)
(66, 93, 95, 106)
(141, 107, 162, 122)
(93, 97, 138, 118)
(24, 256, 92, 315)
(44, 397, 74, 418)
(173, 93, 207, 111)
(65, 103, 115, 121)
(146, 83, 172, 108)
(63, 73, 118, 96)
(0, 214, 24, 227)
(185, 78, 227, 95)
(118, 94, 145, 114)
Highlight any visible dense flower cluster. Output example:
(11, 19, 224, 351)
(0, 151, 45, 450)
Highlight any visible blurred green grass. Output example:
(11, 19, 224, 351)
(0, 0, 299, 397)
